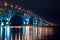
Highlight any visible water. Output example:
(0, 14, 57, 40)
(0, 26, 57, 40)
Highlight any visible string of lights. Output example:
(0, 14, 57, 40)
(0, 1, 56, 26)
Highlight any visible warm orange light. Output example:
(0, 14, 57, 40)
(21, 8, 24, 11)
(11, 5, 13, 8)
(18, 7, 21, 10)
(4, 2, 8, 6)
(27, 10, 30, 13)
(34, 17, 36, 19)
(0, 8, 3, 11)
(24, 13, 26, 16)
(24, 10, 27, 13)
(15, 5, 18, 9)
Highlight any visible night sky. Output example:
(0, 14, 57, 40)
(1, 0, 60, 24)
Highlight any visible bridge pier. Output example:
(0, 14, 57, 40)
(23, 13, 30, 40)
(32, 17, 38, 40)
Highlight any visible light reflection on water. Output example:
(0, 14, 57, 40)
(0, 26, 54, 40)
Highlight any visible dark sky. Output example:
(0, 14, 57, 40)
(1, 0, 60, 24)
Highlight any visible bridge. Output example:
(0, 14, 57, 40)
(0, 1, 56, 26)
(0, 1, 56, 40)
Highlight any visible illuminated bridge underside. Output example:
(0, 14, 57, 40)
(0, 2, 55, 40)
(0, 8, 55, 26)
(0, 2, 56, 26)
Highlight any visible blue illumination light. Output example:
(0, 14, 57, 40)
(38, 20, 43, 26)
(5, 26, 10, 40)
(23, 26, 30, 40)
(1, 22, 4, 26)
(7, 26, 10, 36)
(5, 26, 7, 40)
(26, 22, 28, 24)
(33, 21, 38, 25)
(1, 26, 3, 37)
(25, 19, 29, 22)
(6, 18, 9, 21)
(25, 26, 29, 40)
(23, 22, 25, 24)
(6, 22, 9, 25)
(33, 17, 38, 26)
(23, 18, 29, 25)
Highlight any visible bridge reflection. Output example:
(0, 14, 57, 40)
(0, 26, 54, 40)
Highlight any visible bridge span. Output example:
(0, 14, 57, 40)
(0, 1, 57, 40)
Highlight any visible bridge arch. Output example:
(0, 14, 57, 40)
(0, 1, 56, 26)
(10, 12, 23, 26)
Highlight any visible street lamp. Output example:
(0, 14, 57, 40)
(4, 2, 8, 6)
(11, 5, 13, 8)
